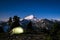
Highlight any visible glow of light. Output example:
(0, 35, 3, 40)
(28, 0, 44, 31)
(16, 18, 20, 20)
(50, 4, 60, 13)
(11, 27, 24, 35)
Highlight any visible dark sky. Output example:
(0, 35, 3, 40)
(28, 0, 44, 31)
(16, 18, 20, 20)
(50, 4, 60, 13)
(0, 0, 60, 21)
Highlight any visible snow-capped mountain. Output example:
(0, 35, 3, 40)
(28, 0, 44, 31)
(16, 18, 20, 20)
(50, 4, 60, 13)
(11, 15, 60, 30)
(24, 15, 38, 21)
(24, 15, 34, 20)
(24, 15, 59, 23)
(24, 15, 39, 23)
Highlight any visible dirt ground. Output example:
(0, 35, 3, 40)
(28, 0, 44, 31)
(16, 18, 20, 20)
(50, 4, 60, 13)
(0, 32, 48, 40)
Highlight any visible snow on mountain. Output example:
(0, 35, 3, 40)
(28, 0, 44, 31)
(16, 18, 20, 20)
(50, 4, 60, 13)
(24, 15, 34, 20)
(24, 15, 38, 21)
(20, 18, 23, 21)
(24, 15, 39, 22)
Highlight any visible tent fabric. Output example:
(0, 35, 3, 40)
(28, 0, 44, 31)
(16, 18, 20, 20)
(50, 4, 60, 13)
(11, 27, 24, 35)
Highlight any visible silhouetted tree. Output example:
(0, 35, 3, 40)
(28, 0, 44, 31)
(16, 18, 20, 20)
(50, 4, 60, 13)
(11, 16, 20, 29)
(8, 17, 12, 26)
(27, 21, 32, 29)
(26, 21, 34, 33)
(0, 26, 4, 33)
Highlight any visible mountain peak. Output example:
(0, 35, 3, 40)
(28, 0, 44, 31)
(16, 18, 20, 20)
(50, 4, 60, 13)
(24, 15, 35, 20)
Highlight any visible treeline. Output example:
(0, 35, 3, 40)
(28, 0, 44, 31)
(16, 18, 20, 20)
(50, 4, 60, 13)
(8, 16, 20, 30)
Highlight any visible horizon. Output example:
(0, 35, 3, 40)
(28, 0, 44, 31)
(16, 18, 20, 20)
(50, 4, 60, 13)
(0, 14, 60, 21)
(0, 0, 60, 21)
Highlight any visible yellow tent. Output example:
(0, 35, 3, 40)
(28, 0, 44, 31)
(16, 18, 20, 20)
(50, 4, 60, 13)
(10, 27, 24, 35)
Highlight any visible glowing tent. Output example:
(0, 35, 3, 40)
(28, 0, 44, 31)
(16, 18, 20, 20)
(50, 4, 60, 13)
(10, 27, 24, 35)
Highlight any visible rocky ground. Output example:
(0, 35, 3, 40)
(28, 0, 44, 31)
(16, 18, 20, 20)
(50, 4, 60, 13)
(0, 32, 50, 40)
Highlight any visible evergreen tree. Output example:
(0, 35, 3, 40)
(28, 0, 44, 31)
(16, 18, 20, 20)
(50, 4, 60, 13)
(8, 17, 12, 26)
(11, 16, 20, 29)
